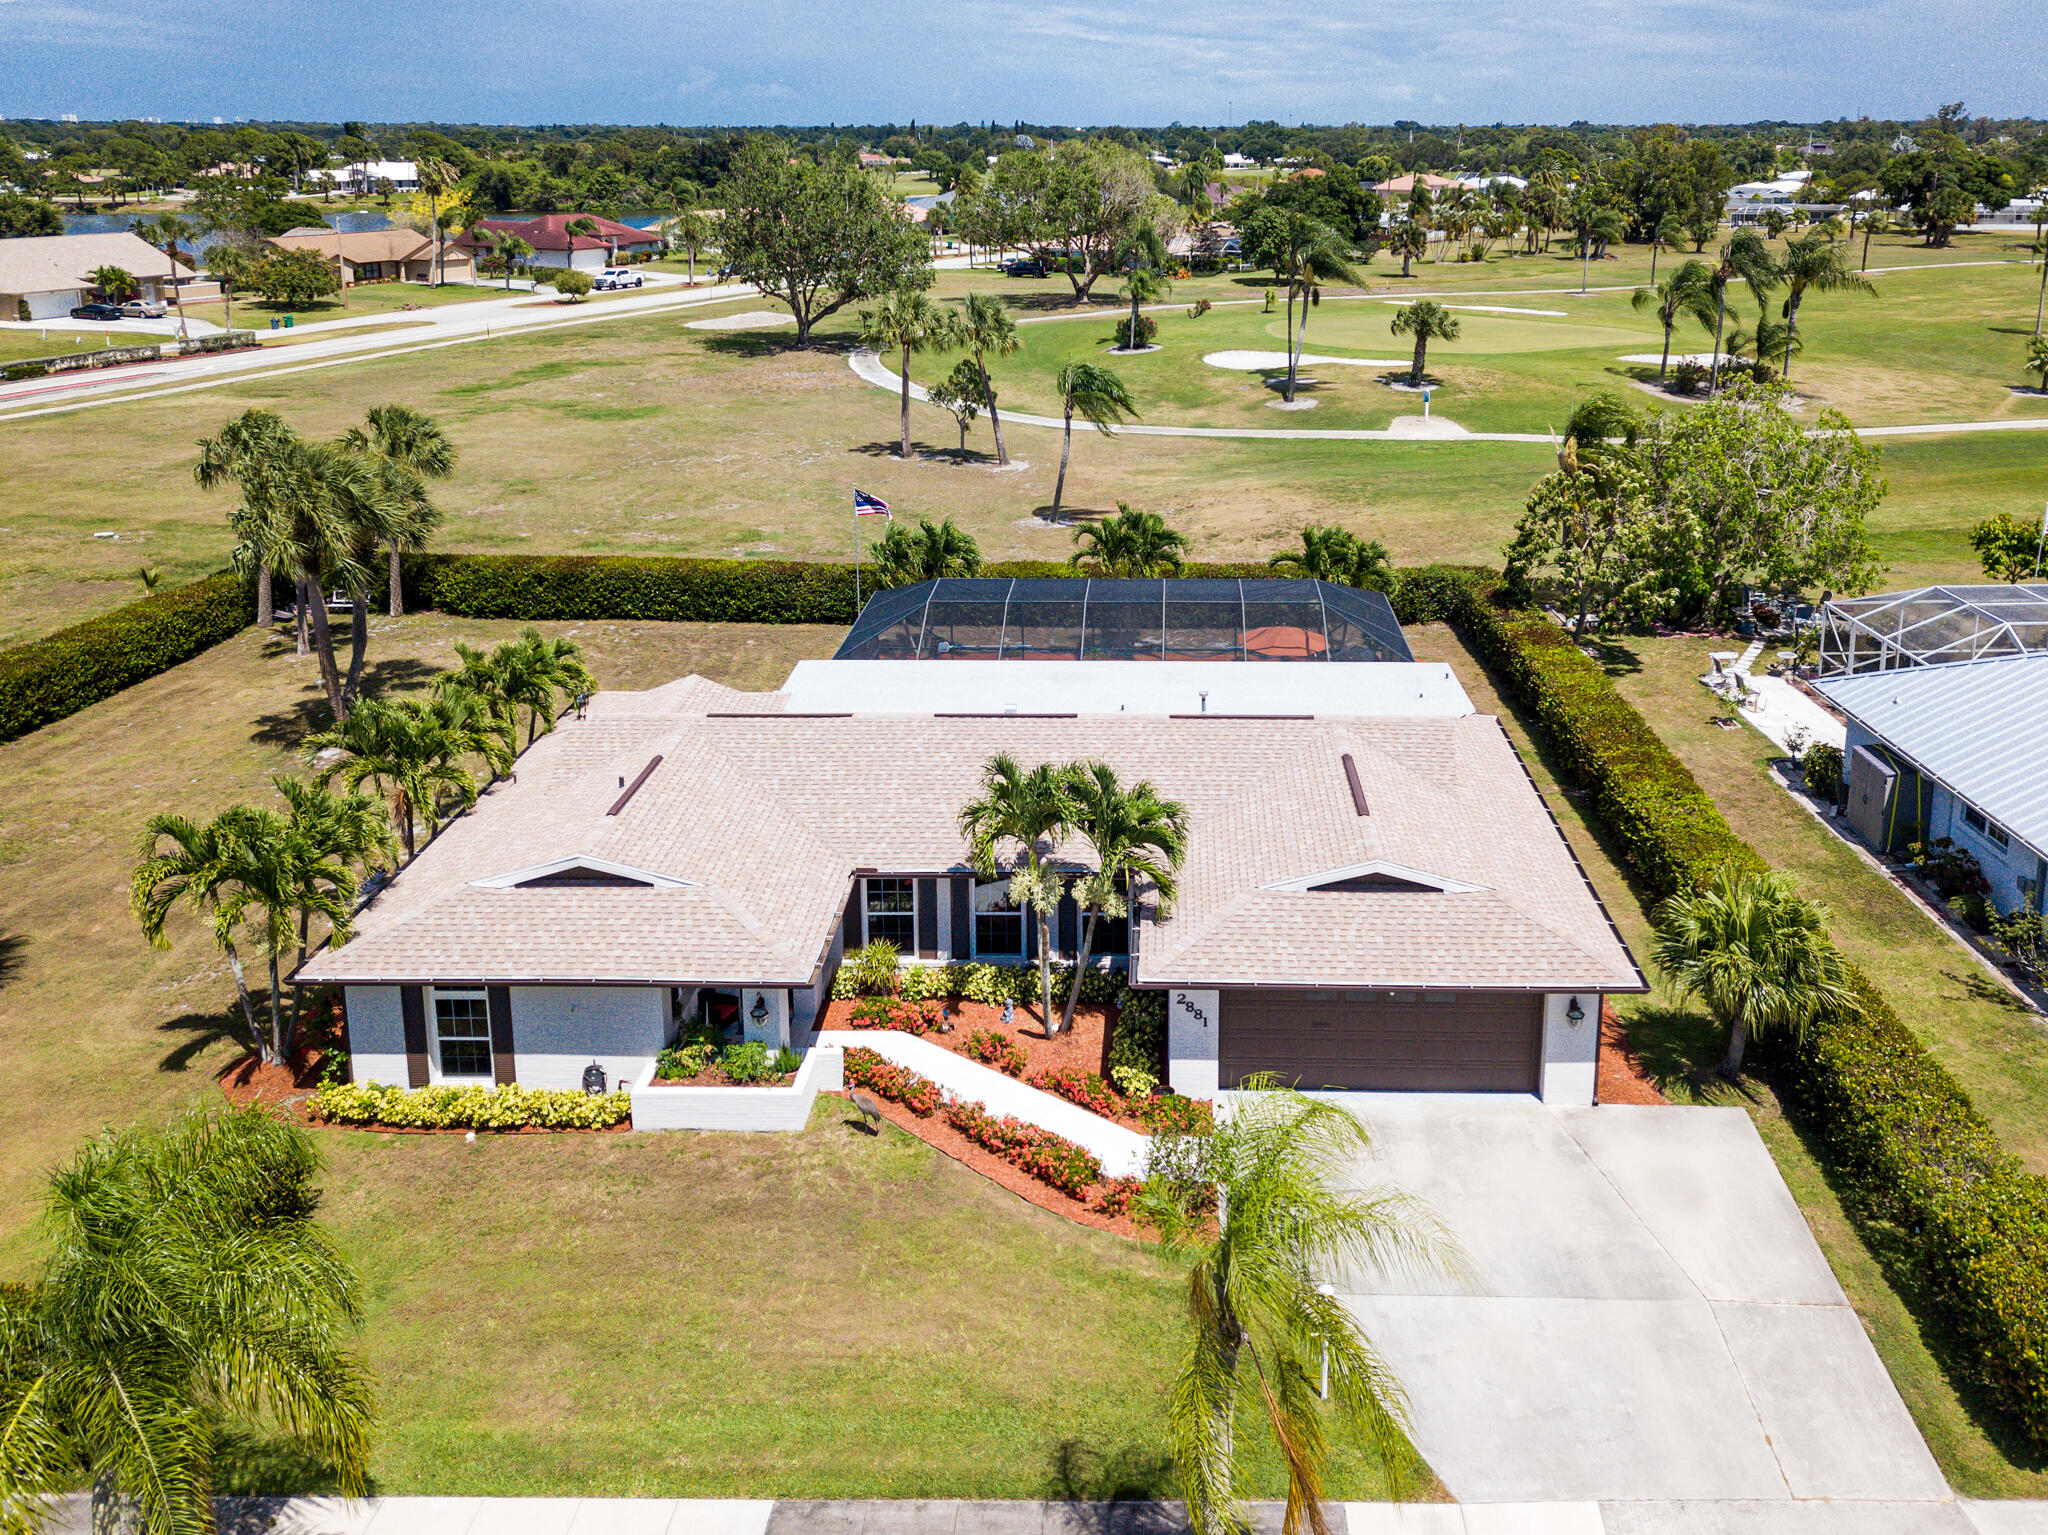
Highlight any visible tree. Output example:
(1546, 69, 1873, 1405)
(1384, 219, 1426, 278)
(2028, 332, 2048, 391)
(1759, 208, 1791, 242)
(1651, 865, 1851, 1077)
(1776, 233, 1876, 380)
(487, 233, 534, 289)
(1143, 1087, 1454, 1535)
(90, 264, 136, 302)
(304, 692, 507, 859)
(1050, 362, 1139, 517)
(1707, 229, 1777, 394)
(871, 515, 982, 586)
(551, 266, 594, 302)
(1647, 212, 1684, 284)
(1116, 264, 1172, 351)
(926, 358, 989, 452)
(0, 1108, 372, 1535)
(956, 292, 1021, 463)
(718, 135, 931, 347)
(1267, 525, 1392, 591)
(1724, 317, 1801, 376)
(1070, 502, 1188, 577)
(1240, 207, 1360, 401)
(255, 248, 342, 308)
(1505, 435, 1660, 636)
(0, 191, 64, 237)
(985, 140, 1172, 303)
(272, 775, 394, 996)
(1682, 207, 1720, 253)
(194, 407, 298, 627)
(1856, 208, 1891, 272)
(1389, 299, 1459, 386)
(2031, 235, 2048, 338)
(414, 156, 457, 284)
(1632, 260, 1719, 381)
(960, 754, 1076, 1033)
(343, 404, 453, 616)
(1059, 763, 1188, 1031)
(663, 206, 714, 284)
(860, 287, 961, 460)
(1915, 183, 1977, 248)
(1971, 511, 2044, 582)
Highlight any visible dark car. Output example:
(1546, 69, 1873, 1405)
(1000, 257, 1047, 278)
(70, 302, 125, 320)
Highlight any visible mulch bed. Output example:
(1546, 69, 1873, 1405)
(1597, 1000, 1669, 1105)
(217, 1050, 326, 1120)
(823, 1088, 1151, 1242)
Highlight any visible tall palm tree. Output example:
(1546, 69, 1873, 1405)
(1647, 213, 1684, 284)
(959, 754, 1077, 1034)
(304, 692, 506, 859)
(1385, 220, 1426, 278)
(1116, 265, 1172, 350)
(0, 1108, 373, 1535)
(1651, 865, 1851, 1077)
(194, 408, 297, 628)
(1390, 299, 1460, 387)
(1144, 1086, 1457, 1535)
(132, 806, 282, 1056)
(492, 233, 534, 289)
(414, 157, 456, 285)
(1268, 525, 1392, 590)
(1856, 208, 1891, 272)
(501, 626, 594, 746)
(860, 287, 962, 460)
(956, 292, 1020, 464)
(1069, 503, 1188, 577)
(1632, 260, 1719, 381)
(1709, 230, 1778, 395)
(1051, 363, 1139, 517)
(1775, 232, 1875, 380)
(663, 207, 714, 284)
(273, 773, 393, 978)
(1059, 763, 1188, 1031)
(1266, 213, 1361, 402)
(343, 404, 454, 617)
(871, 515, 982, 587)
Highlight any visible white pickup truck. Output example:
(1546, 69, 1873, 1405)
(592, 267, 645, 291)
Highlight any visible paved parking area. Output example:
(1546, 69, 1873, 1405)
(1327, 1097, 1951, 1513)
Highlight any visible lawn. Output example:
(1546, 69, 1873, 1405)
(0, 614, 1433, 1500)
(1404, 621, 2048, 1498)
(177, 281, 517, 329)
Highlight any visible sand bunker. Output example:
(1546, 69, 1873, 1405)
(686, 311, 794, 331)
(1384, 301, 1569, 317)
(1204, 350, 1406, 370)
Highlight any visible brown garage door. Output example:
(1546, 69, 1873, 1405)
(1221, 989, 1543, 1093)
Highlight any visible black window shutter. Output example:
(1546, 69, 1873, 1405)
(842, 883, 863, 952)
(916, 879, 938, 959)
(949, 878, 971, 959)
(401, 985, 429, 1087)
(1058, 890, 1079, 957)
(487, 986, 516, 1086)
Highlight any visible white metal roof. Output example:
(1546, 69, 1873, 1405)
(1814, 655, 2048, 856)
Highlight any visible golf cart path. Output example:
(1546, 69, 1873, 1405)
(850, 349, 2048, 445)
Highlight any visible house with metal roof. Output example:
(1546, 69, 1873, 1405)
(297, 583, 1645, 1115)
(1814, 653, 2048, 916)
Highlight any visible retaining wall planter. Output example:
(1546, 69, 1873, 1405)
(628, 1037, 839, 1130)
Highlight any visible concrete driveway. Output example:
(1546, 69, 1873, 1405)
(1324, 1096, 1953, 1518)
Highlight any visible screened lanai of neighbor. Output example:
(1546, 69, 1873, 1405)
(1819, 584, 2048, 674)
(834, 578, 1414, 663)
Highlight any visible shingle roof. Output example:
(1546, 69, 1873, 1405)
(0, 232, 179, 296)
(296, 675, 1643, 993)
(269, 227, 434, 264)
(1815, 654, 2048, 856)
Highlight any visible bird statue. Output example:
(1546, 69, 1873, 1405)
(850, 1090, 883, 1132)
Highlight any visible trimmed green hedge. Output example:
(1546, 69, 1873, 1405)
(0, 572, 252, 745)
(1431, 578, 2048, 1451)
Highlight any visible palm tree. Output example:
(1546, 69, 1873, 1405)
(132, 806, 284, 1057)
(1268, 525, 1392, 590)
(304, 692, 506, 858)
(956, 292, 1021, 464)
(1069, 503, 1188, 577)
(1385, 220, 1427, 278)
(1390, 299, 1460, 387)
(1116, 264, 1172, 351)
(1776, 232, 1875, 380)
(0, 1108, 373, 1535)
(1059, 763, 1188, 1032)
(414, 157, 456, 285)
(1725, 317, 1801, 376)
(959, 754, 1076, 1033)
(273, 774, 393, 979)
(663, 207, 714, 284)
(1144, 1086, 1456, 1535)
(1647, 213, 1684, 284)
(2025, 332, 2048, 392)
(1632, 260, 1719, 381)
(194, 408, 297, 627)
(1264, 213, 1361, 402)
(1051, 363, 1139, 517)
(860, 287, 962, 460)
(1709, 230, 1778, 395)
(502, 626, 595, 746)
(342, 404, 454, 616)
(1651, 865, 1852, 1077)
(492, 233, 534, 289)
(871, 515, 982, 586)
(2030, 235, 2048, 338)
(1856, 208, 1891, 272)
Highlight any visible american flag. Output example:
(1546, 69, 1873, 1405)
(853, 489, 892, 517)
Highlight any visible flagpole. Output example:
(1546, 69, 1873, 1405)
(853, 490, 862, 613)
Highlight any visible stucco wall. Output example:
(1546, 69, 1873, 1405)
(509, 985, 666, 1090)
(1540, 992, 1599, 1106)
(1167, 988, 1220, 1099)
(344, 985, 407, 1085)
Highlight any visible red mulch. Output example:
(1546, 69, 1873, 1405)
(1598, 1000, 1669, 1105)
(824, 1088, 1151, 1242)
(217, 1050, 325, 1120)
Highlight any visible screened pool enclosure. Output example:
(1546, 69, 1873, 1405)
(834, 579, 1414, 663)
(1818, 585, 2048, 675)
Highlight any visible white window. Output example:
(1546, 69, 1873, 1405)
(1961, 803, 2011, 850)
(432, 989, 492, 1079)
(972, 879, 1024, 957)
(864, 878, 916, 950)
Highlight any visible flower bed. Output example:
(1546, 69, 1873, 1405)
(962, 1028, 1027, 1076)
(942, 1098, 1103, 1199)
(842, 1046, 942, 1117)
(1030, 1066, 1122, 1118)
(849, 995, 946, 1036)
(310, 1081, 632, 1130)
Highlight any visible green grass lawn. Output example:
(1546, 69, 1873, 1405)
(0, 615, 1435, 1500)
(178, 282, 518, 330)
(1405, 621, 2048, 1498)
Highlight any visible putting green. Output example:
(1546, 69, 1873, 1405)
(1267, 307, 1659, 356)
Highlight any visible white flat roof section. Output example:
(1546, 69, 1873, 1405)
(780, 659, 1475, 718)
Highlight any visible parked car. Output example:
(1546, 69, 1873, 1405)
(119, 298, 168, 319)
(1000, 257, 1048, 278)
(593, 267, 645, 290)
(70, 302, 125, 320)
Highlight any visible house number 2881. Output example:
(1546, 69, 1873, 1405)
(1176, 995, 1211, 1029)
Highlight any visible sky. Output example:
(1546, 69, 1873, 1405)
(1, 0, 2038, 128)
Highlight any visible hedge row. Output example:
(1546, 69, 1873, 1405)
(1432, 578, 2048, 1450)
(0, 571, 252, 746)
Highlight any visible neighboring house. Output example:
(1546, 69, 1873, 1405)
(1372, 173, 1462, 195)
(456, 213, 662, 272)
(268, 226, 475, 286)
(0, 230, 183, 320)
(297, 579, 1644, 1106)
(309, 160, 421, 196)
(1221, 153, 1253, 169)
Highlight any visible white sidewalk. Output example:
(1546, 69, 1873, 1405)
(1704, 640, 1846, 755)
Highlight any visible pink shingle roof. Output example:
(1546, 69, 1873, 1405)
(296, 677, 1642, 993)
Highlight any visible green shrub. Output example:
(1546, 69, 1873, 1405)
(1136, 1093, 1213, 1135)
(309, 1080, 631, 1130)
(719, 1040, 780, 1084)
(0, 571, 251, 745)
(1671, 359, 1708, 395)
(1801, 742, 1845, 799)
(843, 940, 902, 996)
(3, 361, 49, 382)
(655, 1042, 713, 1081)
(1114, 313, 1158, 349)
(963, 1028, 1027, 1076)
(1109, 988, 1167, 1083)
(773, 1046, 802, 1075)
(1110, 1063, 1158, 1098)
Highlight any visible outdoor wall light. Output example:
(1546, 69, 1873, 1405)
(750, 994, 769, 1025)
(1566, 996, 1586, 1028)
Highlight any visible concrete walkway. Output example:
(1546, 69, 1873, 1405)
(1710, 640, 1847, 755)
